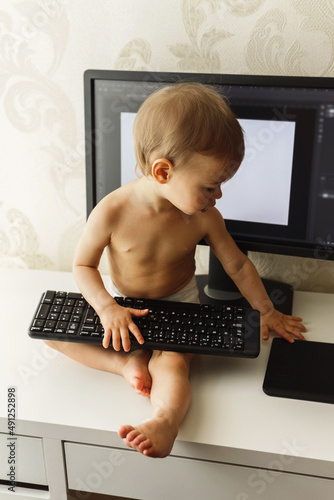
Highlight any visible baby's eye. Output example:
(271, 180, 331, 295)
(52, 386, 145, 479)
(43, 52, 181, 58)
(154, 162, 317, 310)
(205, 187, 215, 193)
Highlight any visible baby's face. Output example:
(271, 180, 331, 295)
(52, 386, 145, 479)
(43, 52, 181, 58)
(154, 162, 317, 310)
(166, 153, 233, 216)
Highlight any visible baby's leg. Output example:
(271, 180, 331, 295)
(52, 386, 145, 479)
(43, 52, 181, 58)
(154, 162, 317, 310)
(44, 340, 152, 397)
(119, 350, 194, 457)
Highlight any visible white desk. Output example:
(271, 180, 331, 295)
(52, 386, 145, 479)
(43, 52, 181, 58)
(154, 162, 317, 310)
(0, 268, 333, 499)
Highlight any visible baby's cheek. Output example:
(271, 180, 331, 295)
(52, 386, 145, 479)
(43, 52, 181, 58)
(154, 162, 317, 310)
(198, 191, 208, 205)
(197, 193, 208, 207)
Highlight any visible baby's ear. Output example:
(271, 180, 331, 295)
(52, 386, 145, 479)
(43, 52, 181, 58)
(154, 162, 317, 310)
(151, 158, 173, 184)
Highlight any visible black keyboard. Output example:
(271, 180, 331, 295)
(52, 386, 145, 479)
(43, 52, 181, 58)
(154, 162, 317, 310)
(28, 291, 260, 358)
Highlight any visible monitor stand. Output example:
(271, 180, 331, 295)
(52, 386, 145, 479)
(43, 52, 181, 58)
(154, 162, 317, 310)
(196, 250, 294, 315)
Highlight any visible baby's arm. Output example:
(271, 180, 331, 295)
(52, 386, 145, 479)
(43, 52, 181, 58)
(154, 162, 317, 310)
(205, 209, 306, 343)
(73, 201, 148, 351)
(224, 256, 306, 343)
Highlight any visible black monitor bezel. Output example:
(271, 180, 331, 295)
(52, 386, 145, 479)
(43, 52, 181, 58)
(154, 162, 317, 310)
(84, 69, 334, 262)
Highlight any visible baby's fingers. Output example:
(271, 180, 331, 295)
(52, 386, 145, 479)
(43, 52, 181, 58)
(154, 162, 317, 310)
(102, 326, 122, 350)
(102, 327, 130, 351)
(102, 328, 112, 349)
(280, 327, 304, 343)
(130, 307, 149, 318)
(261, 324, 270, 341)
(128, 308, 148, 345)
(101, 308, 148, 351)
(120, 326, 132, 352)
(275, 321, 307, 343)
(111, 328, 122, 351)
(128, 321, 145, 347)
(284, 315, 306, 327)
(285, 316, 307, 338)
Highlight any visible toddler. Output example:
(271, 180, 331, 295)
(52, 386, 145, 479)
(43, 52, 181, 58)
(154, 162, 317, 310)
(45, 82, 306, 458)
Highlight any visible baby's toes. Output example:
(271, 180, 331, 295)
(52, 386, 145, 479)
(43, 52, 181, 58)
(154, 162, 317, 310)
(133, 433, 150, 447)
(125, 428, 142, 444)
(118, 424, 134, 440)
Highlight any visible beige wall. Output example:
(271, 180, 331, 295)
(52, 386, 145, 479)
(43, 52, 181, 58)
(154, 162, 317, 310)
(1, 0, 334, 291)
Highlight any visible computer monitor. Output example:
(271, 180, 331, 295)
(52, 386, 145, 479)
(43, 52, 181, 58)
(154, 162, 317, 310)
(83, 70, 334, 313)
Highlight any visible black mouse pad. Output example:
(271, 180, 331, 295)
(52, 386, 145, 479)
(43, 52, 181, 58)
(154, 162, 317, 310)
(263, 338, 334, 404)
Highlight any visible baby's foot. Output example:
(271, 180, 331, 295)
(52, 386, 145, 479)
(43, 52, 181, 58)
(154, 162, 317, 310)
(118, 416, 178, 458)
(121, 349, 152, 397)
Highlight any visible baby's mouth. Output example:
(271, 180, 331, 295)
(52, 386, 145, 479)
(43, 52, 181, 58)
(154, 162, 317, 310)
(201, 202, 215, 213)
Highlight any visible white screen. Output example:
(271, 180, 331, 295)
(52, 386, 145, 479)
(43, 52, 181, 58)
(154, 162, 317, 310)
(121, 112, 138, 186)
(120, 112, 295, 226)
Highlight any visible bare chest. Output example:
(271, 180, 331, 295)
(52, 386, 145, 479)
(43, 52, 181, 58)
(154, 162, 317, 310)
(110, 212, 203, 263)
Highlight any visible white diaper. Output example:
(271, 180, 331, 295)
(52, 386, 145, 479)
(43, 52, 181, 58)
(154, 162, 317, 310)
(108, 274, 200, 304)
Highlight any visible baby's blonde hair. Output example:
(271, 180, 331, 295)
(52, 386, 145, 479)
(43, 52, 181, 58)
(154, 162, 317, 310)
(133, 82, 244, 176)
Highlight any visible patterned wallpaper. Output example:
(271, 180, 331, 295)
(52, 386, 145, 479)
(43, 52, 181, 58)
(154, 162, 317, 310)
(1, 0, 334, 292)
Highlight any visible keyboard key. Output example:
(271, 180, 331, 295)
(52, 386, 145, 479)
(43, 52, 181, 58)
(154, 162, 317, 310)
(54, 297, 65, 305)
(65, 298, 76, 307)
(33, 319, 45, 328)
(81, 325, 95, 332)
(67, 322, 79, 331)
(61, 306, 73, 315)
(42, 291, 55, 304)
(36, 304, 50, 319)
(59, 314, 70, 322)
(79, 330, 91, 336)
(45, 320, 56, 329)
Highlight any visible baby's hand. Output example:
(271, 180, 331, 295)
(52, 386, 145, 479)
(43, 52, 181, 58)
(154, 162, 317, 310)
(261, 308, 307, 343)
(99, 302, 149, 351)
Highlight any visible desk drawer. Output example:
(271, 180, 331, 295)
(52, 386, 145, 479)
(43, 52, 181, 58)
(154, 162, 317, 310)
(65, 442, 334, 500)
(0, 433, 47, 486)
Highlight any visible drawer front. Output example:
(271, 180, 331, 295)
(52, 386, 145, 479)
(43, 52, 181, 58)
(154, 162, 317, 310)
(0, 433, 47, 486)
(0, 485, 49, 499)
(65, 442, 334, 500)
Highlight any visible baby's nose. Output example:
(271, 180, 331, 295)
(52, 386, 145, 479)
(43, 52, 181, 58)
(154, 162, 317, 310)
(215, 186, 222, 199)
